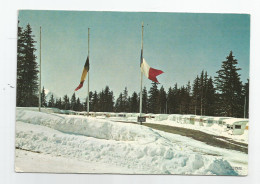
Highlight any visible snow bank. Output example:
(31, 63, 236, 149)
(16, 109, 238, 175)
(16, 109, 156, 143)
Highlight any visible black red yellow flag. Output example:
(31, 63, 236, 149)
(75, 56, 89, 91)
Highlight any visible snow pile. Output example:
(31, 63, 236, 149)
(16, 109, 238, 175)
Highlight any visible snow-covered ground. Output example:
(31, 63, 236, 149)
(15, 109, 247, 175)
(105, 116, 248, 144)
(149, 119, 248, 144)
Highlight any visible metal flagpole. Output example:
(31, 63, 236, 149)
(87, 28, 90, 116)
(139, 22, 144, 125)
(38, 26, 42, 112)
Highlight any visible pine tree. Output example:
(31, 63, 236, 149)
(115, 93, 123, 112)
(75, 97, 82, 111)
(148, 82, 160, 113)
(172, 83, 179, 114)
(17, 23, 38, 107)
(70, 93, 77, 110)
(91, 91, 99, 112)
(48, 94, 55, 107)
(62, 95, 70, 110)
(215, 51, 243, 117)
(98, 90, 105, 112)
(17, 23, 26, 106)
(179, 86, 187, 114)
(167, 87, 174, 114)
(41, 86, 47, 107)
(158, 86, 167, 113)
(130, 92, 139, 112)
(199, 70, 204, 115)
(109, 90, 114, 112)
(192, 76, 200, 115)
(23, 24, 39, 106)
(122, 87, 129, 112)
(203, 72, 208, 115)
(103, 86, 114, 112)
(185, 81, 192, 114)
(127, 96, 131, 112)
(55, 97, 62, 109)
(243, 79, 249, 118)
(141, 87, 148, 113)
(205, 77, 215, 116)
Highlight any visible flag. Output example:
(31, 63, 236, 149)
(75, 56, 89, 91)
(141, 58, 163, 83)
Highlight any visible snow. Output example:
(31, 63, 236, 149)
(15, 108, 247, 175)
(15, 149, 136, 174)
(146, 118, 248, 144)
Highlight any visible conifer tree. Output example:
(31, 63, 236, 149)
(104, 86, 114, 112)
(179, 86, 189, 114)
(243, 79, 249, 118)
(130, 92, 138, 112)
(192, 76, 200, 115)
(127, 96, 131, 112)
(17, 23, 38, 107)
(75, 97, 82, 111)
(91, 91, 99, 112)
(23, 24, 39, 106)
(62, 95, 70, 110)
(148, 82, 159, 113)
(55, 97, 62, 109)
(41, 86, 47, 107)
(98, 90, 105, 112)
(185, 81, 192, 114)
(205, 77, 215, 116)
(167, 87, 174, 114)
(172, 83, 179, 114)
(115, 93, 123, 112)
(122, 87, 129, 112)
(17, 23, 25, 106)
(199, 70, 204, 115)
(141, 87, 148, 113)
(215, 51, 243, 117)
(48, 94, 55, 107)
(158, 86, 167, 113)
(70, 93, 76, 111)
(203, 72, 208, 115)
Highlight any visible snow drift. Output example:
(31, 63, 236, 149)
(16, 109, 238, 175)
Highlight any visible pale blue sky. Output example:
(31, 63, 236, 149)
(18, 10, 250, 99)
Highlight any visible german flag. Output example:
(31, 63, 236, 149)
(75, 56, 89, 91)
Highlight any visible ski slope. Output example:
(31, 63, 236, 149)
(15, 109, 247, 175)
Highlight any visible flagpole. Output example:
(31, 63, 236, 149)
(87, 28, 90, 116)
(38, 26, 42, 112)
(139, 22, 144, 125)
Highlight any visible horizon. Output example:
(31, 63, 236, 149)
(18, 10, 250, 100)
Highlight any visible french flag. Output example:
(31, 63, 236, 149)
(141, 58, 163, 83)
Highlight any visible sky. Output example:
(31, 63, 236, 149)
(18, 10, 250, 100)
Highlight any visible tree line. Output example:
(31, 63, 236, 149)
(17, 23, 249, 118)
